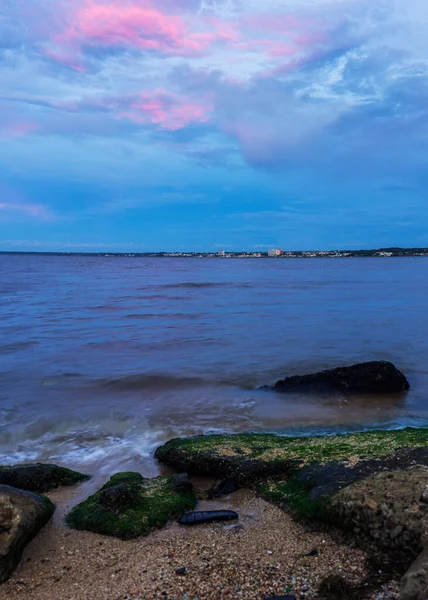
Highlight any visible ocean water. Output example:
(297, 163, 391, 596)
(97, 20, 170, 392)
(1, 254, 428, 481)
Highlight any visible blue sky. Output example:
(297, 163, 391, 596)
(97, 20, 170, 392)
(1, 0, 428, 251)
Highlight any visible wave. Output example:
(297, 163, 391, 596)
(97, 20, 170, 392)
(124, 312, 206, 320)
(140, 281, 252, 290)
(99, 373, 221, 392)
(0, 340, 38, 355)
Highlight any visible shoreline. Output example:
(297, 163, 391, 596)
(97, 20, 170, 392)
(2, 479, 399, 600)
(4, 426, 428, 599)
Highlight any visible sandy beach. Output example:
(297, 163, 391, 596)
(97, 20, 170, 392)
(2, 478, 400, 600)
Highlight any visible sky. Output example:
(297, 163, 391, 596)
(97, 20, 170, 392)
(1, 0, 428, 251)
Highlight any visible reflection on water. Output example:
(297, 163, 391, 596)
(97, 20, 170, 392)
(1, 255, 427, 477)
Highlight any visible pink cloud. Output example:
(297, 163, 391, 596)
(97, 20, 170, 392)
(42, 48, 86, 72)
(50, 0, 239, 59)
(118, 89, 212, 130)
(0, 121, 39, 138)
(0, 202, 53, 220)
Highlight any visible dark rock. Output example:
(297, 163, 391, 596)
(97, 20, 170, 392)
(400, 548, 428, 600)
(98, 484, 140, 513)
(0, 464, 90, 493)
(175, 567, 188, 576)
(318, 574, 359, 600)
(178, 510, 239, 525)
(273, 361, 409, 395)
(0, 485, 55, 583)
(172, 473, 193, 494)
(207, 477, 239, 499)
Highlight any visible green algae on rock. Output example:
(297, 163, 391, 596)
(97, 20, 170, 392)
(0, 463, 90, 493)
(155, 428, 428, 567)
(65, 472, 196, 539)
(155, 428, 428, 485)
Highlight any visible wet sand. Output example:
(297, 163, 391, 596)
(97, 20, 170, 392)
(2, 480, 400, 600)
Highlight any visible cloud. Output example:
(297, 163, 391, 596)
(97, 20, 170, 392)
(0, 202, 53, 220)
(1, 0, 428, 250)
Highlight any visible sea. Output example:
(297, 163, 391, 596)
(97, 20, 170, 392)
(1, 254, 427, 482)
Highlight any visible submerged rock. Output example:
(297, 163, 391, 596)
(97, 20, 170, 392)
(0, 485, 55, 583)
(0, 463, 90, 493)
(272, 361, 409, 394)
(178, 510, 239, 525)
(66, 472, 196, 539)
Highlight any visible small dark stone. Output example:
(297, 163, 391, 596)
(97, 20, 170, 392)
(264, 596, 296, 600)
(304, 548, 318, 557)
(208, 477, 239, 499)
(175, 567, 188, 576)
(178, 510, 239, 525)
(318, 574, 359, 600)
(98, 484, 139, 513)
(172, 473, 193, 494)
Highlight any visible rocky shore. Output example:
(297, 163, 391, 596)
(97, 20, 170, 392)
(1, 363, 427, 599)
(1, 426, 427, 599)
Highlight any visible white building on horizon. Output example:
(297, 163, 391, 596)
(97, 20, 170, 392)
(268, 248, 283, 257)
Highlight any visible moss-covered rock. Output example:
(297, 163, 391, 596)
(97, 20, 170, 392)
(0, 463, 90, 493)
(65, 472, 196, 539)
(0, 485, 55, 582)
(155, 428, 428, 564)
(155, 428, 428, 485)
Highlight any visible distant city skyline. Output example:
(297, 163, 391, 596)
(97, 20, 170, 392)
(1, 1, 428, 251)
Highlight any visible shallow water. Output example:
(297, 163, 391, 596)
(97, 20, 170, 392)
(1, 254, 427, 479)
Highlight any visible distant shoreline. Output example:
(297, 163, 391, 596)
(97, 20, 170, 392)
(1, 247, 428, 258)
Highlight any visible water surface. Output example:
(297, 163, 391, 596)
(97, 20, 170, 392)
(1, 255, 427, 480)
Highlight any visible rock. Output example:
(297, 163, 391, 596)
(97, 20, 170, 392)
(420, 486, 428, 504)
(172, 473, 193, 494)
(99, 484, 140, 513)
(207, 477, 239, 499)
(178, 510, 239, 525)
(265, 596, 296, 600)
(66, 472, 196, 540)
(303, 548, 318, 557)
(399, 548, 428, 600)
(272, 361, 409, 395)
(175, 567, 188, 576)
(330, 467, 428, 563)
(0, 464, 90, 493)
(0, 485, 55, 583)
(317, 574, 359, 600)
(155, 428, 428, 486)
